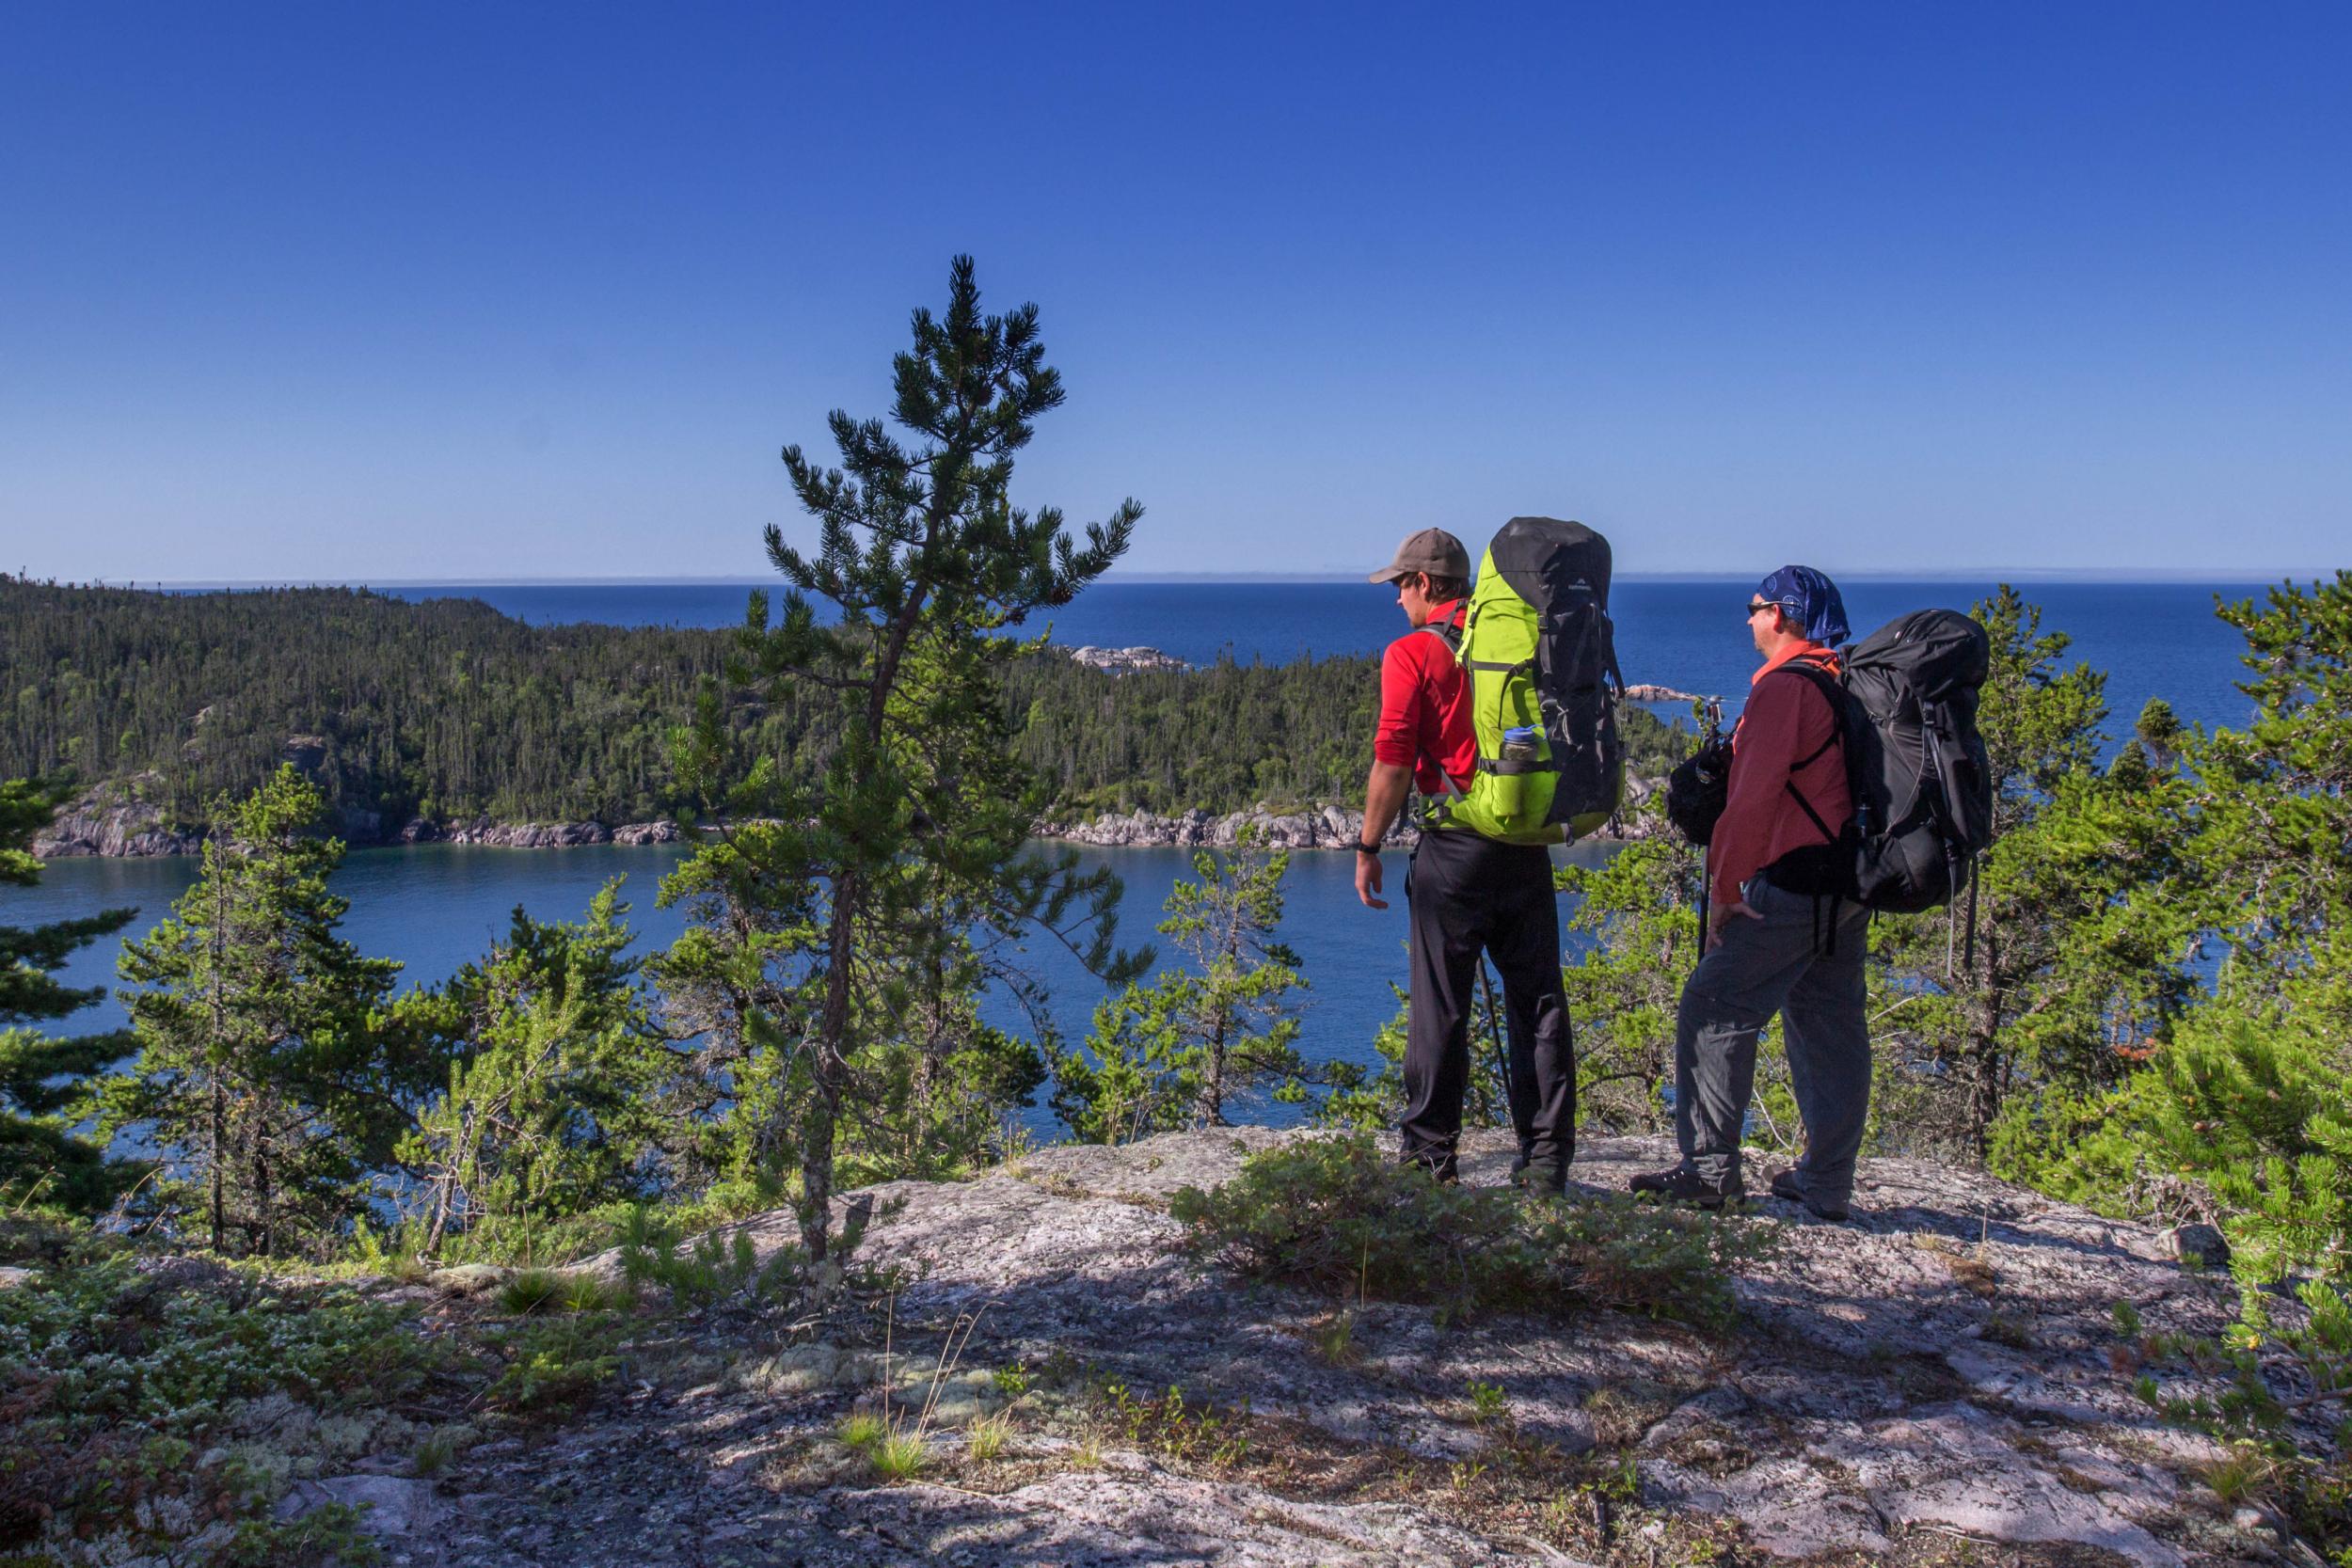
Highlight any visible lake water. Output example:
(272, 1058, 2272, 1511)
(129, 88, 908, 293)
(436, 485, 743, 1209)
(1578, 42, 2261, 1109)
(20, 839, 1614, 1132)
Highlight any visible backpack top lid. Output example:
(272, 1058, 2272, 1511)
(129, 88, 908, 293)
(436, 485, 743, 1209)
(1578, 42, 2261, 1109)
(1843, 609, 1990, 705)
(1486, 517, 1612, 612)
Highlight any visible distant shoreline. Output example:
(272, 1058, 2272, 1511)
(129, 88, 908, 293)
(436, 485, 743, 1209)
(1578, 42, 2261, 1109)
(125, 568, 2318, 591)
(37, 801, 1663, 861)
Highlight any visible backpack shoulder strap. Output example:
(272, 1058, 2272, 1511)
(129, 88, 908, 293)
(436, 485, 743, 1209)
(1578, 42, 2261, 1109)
(1767, 657, 1846, 769)
(1413, 611, 1469, 800)
(1762, 656, 1853, 843)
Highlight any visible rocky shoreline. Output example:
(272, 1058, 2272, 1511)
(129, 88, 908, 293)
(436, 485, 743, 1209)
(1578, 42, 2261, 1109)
(33, 781, 1661, 860)
(29, 779, 686, 860)
(1039, 782, 1664, 851)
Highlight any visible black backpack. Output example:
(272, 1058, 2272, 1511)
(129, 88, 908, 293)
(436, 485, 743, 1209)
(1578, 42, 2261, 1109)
(1772, 610, 1994, 915)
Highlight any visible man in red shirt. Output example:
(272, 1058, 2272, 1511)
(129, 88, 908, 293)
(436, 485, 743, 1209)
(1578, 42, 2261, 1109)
(1355, 528, 1574, 1189)
(1632, 565, 1869, 1220)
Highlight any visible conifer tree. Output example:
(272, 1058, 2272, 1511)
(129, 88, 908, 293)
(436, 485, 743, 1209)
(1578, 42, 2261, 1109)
(1052, 837, 1307, 1142)
(107, 766, 404, 1256)
(397, 883, 666, 1256)
(0, 779, 139, 1212)
(1553, 804, 1705, 1132)
(1869, 587, 2195, 1162)
(2037, 573, 2352, 1281)
(670, 256, 1142, 1258)
(644, 823, 823, 1202)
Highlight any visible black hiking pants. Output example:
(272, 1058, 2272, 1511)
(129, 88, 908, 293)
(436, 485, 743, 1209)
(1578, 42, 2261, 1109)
(1400, 826, 1576, 1182)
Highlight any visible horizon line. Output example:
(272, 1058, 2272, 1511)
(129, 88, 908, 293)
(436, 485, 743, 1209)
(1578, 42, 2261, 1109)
(71, 565, 2344, 591)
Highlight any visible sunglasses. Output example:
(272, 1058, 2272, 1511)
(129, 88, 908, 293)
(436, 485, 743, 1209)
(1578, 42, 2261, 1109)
(1745, 600, 1777, 619)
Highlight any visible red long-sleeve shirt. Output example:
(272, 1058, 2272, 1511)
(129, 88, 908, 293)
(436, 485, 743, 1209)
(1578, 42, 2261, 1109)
(1374, 600, 1476, 797)
(1711, 641, 1853, 908)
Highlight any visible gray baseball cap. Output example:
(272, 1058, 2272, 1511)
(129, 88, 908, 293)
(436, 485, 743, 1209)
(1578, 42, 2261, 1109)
(1368, 527, 1470, 584)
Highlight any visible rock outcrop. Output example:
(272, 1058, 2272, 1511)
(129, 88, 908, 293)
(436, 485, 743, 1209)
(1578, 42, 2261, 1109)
(1066, 645, 1187, 673)
(402, 817, 683, 849)
(1040, 783, 1667, 851)
(31, 776, 203, 857)
(1039, 803, 1406, 851)
(355, 1130, 2274, 1567)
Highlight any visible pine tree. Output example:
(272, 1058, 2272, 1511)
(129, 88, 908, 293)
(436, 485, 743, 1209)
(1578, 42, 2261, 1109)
(1868, 587, 2195, 1163)
(1553, 804, 1705, 1132)
(107, 766, 404, 1257)
(644, 822, 824, 1204)
(1052, 837, 1308, 1142)
(669, 257, 1142, 1258)
(0, 779, 139, 1212)
(396, 883, 667, 1257)
(2037, 573, 2352, 1280)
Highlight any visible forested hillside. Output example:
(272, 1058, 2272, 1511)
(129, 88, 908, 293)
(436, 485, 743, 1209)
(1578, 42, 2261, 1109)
(0, 578, 1686, 834)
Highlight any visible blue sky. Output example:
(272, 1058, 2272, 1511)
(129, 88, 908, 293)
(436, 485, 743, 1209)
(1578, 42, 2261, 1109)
(3, 3, 2345, 581)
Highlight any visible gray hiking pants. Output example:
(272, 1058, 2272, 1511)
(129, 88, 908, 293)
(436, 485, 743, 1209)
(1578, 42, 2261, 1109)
(1675, 876, 1871, 1205)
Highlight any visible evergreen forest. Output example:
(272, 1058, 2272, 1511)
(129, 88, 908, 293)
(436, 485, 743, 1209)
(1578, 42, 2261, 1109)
(0, 576, 1685, 833)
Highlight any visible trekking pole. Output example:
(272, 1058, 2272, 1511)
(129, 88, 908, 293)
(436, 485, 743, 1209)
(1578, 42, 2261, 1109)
(1477, 958, 1512, 1123)
(1694, 847, 1709, 977)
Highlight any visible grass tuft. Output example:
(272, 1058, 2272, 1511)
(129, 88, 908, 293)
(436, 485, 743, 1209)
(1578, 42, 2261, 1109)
(967, 1410, 1014, 1463)
(1171, 1134, 1775, 1329)
(497, 1268, 565, 1315)
(869, 1429, 930, 1481)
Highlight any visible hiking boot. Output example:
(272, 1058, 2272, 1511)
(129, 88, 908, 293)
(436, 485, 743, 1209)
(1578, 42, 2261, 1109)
(1628, 1164, 1742, 1209)
(1769, 1167, 1850, 1222)
(1401, 1149, 1459, 1185)
(1511, 1160, 1568, 1198)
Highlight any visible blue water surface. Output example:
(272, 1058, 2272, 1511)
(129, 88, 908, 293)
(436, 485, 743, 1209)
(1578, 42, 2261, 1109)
(18, 840, 1615, 1135)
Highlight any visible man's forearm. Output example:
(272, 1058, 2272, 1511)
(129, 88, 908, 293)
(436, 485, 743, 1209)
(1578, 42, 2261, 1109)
(1359, 762, 1414, 846)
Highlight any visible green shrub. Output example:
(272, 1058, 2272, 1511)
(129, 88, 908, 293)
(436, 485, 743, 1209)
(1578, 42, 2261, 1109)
(613, 1199, 900, 1311)
(2119, 1282, 2350, 1560)
(483, 1315, 623, 1419)
(215, 1503, 383, 1567)
(2017, 977, 2350, 1286)
(1168, 1134, 1772, 1329)
(1097, 1381, 1249, 1468)
(0, 1254, 442, 1558)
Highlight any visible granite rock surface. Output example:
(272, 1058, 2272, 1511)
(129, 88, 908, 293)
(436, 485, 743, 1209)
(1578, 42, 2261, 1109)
(301, 1130, 2288, 1567)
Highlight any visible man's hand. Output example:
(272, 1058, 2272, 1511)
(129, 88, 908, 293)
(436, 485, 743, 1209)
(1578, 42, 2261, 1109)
(1358, 761, 1411, 912)
(1707, 898, 1762, 950)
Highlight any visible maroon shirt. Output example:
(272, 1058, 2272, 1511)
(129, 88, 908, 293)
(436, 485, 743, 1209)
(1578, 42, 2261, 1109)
(1712, 642, 1855, 907)
(1374, 600, 1476, 797)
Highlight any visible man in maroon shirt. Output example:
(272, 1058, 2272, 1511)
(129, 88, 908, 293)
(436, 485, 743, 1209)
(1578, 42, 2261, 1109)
(1632, 565, 1869, 1220)
(1355, 528, 1575, 1189)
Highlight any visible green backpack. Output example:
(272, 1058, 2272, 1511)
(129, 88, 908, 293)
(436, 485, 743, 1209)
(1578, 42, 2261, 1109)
(1425, 516, 1626, 845)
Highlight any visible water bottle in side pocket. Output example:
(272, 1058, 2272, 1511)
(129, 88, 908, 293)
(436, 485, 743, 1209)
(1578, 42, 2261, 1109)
(1495, 724, 1541, 820)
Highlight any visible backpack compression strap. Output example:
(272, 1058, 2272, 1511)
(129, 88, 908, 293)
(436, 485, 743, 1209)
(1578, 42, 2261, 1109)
(1434, 610, 1560, 782)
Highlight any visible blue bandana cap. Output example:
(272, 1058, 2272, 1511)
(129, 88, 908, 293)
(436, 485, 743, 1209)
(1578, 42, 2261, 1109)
(1756, 564, 1850, 646)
